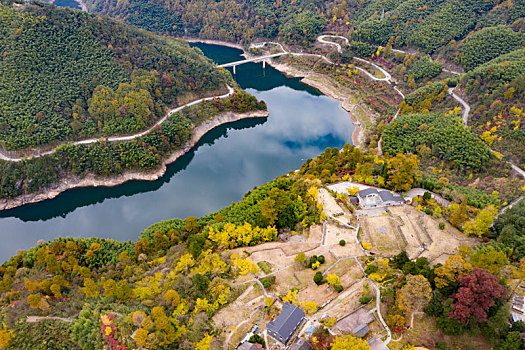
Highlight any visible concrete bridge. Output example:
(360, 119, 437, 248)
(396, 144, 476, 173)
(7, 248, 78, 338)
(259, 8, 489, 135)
(217, 52, 286, 74)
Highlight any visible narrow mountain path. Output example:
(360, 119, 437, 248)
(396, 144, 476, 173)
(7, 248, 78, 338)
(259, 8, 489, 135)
(448, 87, 470, 125)
(353, 256, 392, 344)
(316, 34, 525, 180)
(0, 86, 234, 162)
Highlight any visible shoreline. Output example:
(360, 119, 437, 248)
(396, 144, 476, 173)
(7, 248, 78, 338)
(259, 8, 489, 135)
(0, 110, 268, 211)
(0, 86, 231, 161)
(184, 39, 364, 147)
(183, 37, 245, 51)
(267, 60, 364, 148)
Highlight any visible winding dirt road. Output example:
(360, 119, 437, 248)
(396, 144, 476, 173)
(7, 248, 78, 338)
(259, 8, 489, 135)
(251, 37, 391, 82)
(0, 86, 234, 162)
(317, 35, 525, 179)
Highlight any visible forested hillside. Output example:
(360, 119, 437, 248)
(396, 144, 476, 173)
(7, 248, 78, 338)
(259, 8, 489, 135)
(0, 90, 266, 200)
(0, 0, 228, 150)
(0, 144, 523, 349)
(84, 0, 327, 45)
(382, 111, 492, 170)
(82, 0, 525, 57)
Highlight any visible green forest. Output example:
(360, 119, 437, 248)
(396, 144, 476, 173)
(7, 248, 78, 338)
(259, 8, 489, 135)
(0, 0, 228, 150)
(382, 112, 492, 170)
(0, 90, 265, 200)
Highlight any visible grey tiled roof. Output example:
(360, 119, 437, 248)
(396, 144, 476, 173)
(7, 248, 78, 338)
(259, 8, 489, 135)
(378, 190, 395, 201)
(357, 188, 379, 197)
(237, 343, 259, 350)
(267, 303, 305, 343)
(352, 323, 370, 337)
(378, 190, 404, 202)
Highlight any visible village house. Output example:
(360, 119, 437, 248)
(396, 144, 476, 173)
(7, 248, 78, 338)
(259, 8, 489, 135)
(356, 188, 404, 209)
(266, 303, 305, 344)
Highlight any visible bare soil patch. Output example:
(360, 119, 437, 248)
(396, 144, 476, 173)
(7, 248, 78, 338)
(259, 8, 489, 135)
(360, 216, 404, 256)
(324, 224, 361, 257)
(318, 188, 353, 221)
(306, 224, 323, 242)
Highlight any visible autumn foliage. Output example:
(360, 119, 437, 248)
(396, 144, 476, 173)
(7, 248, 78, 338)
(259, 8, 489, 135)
(448, 268, 508, 324)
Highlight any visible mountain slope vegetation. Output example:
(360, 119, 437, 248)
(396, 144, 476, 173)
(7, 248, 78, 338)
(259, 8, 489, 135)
(0, 0, 228, 150)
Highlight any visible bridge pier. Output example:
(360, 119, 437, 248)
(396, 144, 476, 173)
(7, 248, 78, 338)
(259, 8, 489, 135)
(233, 65, 236, 75)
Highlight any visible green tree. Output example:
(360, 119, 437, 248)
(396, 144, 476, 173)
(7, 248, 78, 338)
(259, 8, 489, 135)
(450, 197, 468, 229)
(463, 205, 497, 237)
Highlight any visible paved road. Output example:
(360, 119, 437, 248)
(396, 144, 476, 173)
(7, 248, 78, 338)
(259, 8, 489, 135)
(353, 256, 392, 344)
(0, 86, 235, 162)
(511, 163, 525, 178)
(316, 35, 391, 82)
(317, 35, 348, 53)
(498, 195, 525, 216)
(250, 38, 390, 82)
(448, 87, 470, 125)
(446, 87, 525, 178)
(403, 188, 451, 208)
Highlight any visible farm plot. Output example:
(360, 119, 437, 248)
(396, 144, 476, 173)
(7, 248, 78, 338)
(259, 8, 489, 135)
(298, 281, 339, 307)
(318, 188, 353, 222)
(212, 285, 265, 343)
(388, 206, 475, 264)
(305, 224, 323, 242)
(324, 224, 362, 257)
(388, 207, 425, 259)
(360, 216, 405, 256)
(319, 279, 369, 320)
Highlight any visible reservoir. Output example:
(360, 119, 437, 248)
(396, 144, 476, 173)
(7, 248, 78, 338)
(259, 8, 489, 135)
(0, 43, 355, 262)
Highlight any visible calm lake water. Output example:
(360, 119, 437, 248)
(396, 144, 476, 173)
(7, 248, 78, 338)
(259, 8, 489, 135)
(0, 43, 355, 262)
(53, 0, 81, 10)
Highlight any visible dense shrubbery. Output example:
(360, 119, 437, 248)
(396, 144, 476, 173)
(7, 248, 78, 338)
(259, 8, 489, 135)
(459, 26, 525, 71)
(84, 0, 326, 45)
(401, 82, 448, 113)
(354, 0, 499, 53)
(407, 57, 443, 81)
(201, 177, 318, 230)
(0, 1, 226, 150)
(493, 199, 525, 259)
(280, 11, 324, 46)
(382, 112, 492, 170)
(348, 41, 377, 58)
(463, 48, 525, 93)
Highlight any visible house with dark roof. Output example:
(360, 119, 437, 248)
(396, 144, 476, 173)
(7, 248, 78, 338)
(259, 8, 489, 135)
(356, 188, 404, 209)
(288, 339, 313, 350)
(378, 190, 404, 206)
(266, 303, 305, 344)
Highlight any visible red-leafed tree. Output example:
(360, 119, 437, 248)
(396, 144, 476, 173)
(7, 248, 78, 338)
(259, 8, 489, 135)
(448, 268, 508, 324)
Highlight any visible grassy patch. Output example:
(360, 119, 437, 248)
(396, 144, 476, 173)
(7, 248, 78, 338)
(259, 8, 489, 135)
(257, 261, 274, 274)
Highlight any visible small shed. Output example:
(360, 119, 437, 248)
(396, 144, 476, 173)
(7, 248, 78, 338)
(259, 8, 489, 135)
(266, 302, 305, 344)
(288, 339, 313, 350)
(352, 323, 370, 338)
(237, 342, 260, 350)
